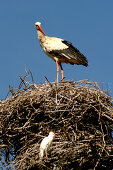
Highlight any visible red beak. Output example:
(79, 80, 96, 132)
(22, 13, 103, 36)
(39, 26, 46, 36)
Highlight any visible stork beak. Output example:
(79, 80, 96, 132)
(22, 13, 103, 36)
(39, 26, 46, 36)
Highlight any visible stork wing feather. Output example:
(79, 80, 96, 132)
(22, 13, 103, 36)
(62, 40, 88, 66)
(49, 40, 88, 67)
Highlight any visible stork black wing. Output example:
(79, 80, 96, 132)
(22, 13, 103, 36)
(62, 40, 88, 67)
(49, 40, 88, 67)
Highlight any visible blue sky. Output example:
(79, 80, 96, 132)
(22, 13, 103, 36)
(0, 0, 113, 99)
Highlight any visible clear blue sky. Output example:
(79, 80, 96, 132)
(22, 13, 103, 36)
(0, 0, 113, 99)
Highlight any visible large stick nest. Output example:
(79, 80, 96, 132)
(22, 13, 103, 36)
(0, 78, 113, 169)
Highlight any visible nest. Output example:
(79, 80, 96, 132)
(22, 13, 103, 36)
(0, 77, 113, 170)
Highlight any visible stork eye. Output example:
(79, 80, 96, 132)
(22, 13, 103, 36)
(35, 25, 39, 29)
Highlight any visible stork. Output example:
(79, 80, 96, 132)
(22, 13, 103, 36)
(39, 132, 55, 160)
(35, 22, 88, 83)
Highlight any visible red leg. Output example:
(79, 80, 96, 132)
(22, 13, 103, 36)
(56, 61, 59, 83)
(59, 63, 64, 82)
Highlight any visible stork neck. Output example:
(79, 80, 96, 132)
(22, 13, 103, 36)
(37, 30, 45, 42)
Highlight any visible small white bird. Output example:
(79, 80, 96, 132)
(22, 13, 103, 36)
(39, 132, 55, 160)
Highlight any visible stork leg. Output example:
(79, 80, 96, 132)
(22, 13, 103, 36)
(56, 60, 59, 83)
(59, 63, 64, 82)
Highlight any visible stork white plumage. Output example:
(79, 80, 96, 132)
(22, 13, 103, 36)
(35, 22, 88, 83)
(39, 132, 55, 160)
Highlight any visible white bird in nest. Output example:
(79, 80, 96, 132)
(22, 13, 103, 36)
(39, 132, 55, 160)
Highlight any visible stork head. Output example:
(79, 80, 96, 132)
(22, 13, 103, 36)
(35, 22, 46, 36)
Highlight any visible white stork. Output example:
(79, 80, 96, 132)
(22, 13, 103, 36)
(39, 132, 55, 160)
(35, 22, 88, 83)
